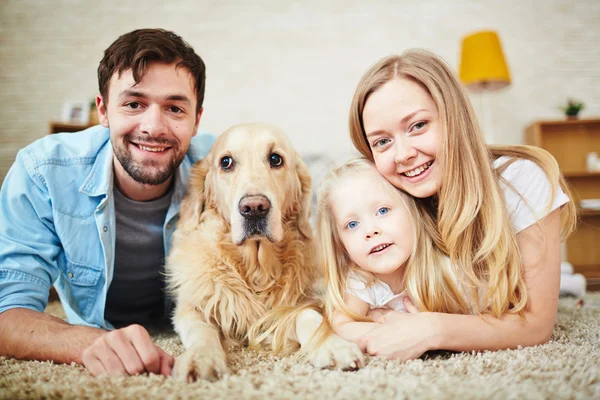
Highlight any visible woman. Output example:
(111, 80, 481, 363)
(348, 49, 577, 360)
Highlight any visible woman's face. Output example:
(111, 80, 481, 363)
(362, 78, 443, 198)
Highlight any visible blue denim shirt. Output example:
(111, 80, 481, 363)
(0, 125, 214, 328)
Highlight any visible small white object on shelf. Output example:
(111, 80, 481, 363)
(586, 151, 600, 172)
(580, 199, 600, 209)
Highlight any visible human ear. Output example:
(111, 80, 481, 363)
(96, 95, 109, 128)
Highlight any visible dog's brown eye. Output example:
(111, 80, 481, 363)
(220, 156, 234, 171)
(269, 153, 283, 168)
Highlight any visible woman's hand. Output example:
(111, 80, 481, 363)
(359, 297, 440, 361)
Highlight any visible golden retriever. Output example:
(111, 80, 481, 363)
(166, 123, 363, 381)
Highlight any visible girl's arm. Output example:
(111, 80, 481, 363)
(332, 294, 380, 347)
(360, 208, 563, 359)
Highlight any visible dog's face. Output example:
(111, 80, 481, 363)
(183, 123, 311, 246)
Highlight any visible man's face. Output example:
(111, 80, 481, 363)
(97, 62, 202, 186)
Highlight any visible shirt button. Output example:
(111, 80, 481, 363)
(103, 226, 108, 232)
(67, 272, 74, 279)
(166, 223, 172, 229)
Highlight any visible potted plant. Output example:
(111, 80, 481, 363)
(561, 99, 585, 120)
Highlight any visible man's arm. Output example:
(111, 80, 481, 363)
(0, 308, 174, 376)
(0, 151, 174, 376)
(0, 308, 103, 364)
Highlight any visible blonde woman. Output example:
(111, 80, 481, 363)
(347, 49, 577, 360)
(317, 158, 453, 346)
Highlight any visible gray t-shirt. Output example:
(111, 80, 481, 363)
(104, 186, 173, 329)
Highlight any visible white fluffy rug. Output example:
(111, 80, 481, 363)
(1, 295, 599, 399)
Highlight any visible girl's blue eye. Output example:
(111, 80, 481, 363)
(347, 221, 358, 229)
(377, 207, 390, 216)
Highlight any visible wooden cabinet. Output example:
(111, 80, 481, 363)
(525, 118, 600, 290)
(49, 121, 95, 134)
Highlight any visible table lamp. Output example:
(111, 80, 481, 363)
(459, 30, 511, 143)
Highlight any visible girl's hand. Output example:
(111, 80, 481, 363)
(368, 297, 420, 323)
(359, 297, 438, 361)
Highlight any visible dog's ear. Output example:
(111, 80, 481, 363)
(295, 157, 313, 240)
(177, 158, 210, 232)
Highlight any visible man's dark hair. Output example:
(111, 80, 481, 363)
(98, 28, 206, 112)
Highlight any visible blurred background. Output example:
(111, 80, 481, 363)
(1, 0, 599, 291)
(1, 0, 599, 182)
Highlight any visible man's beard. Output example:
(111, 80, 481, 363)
(113, 134, 185, 186)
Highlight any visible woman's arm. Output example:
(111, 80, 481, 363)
(361, 208, 562, 359)
(432, 208, 562, 351)
(332, 294, 380, 347)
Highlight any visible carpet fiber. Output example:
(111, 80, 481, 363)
(1, 295, 599, 399)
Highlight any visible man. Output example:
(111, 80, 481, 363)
(0, 29, 214, 377)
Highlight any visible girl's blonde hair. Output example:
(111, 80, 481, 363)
(317, 158, 467, 326)
(348, 49, 577, 317)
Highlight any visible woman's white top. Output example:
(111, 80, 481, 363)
(495, 156, 570, 233)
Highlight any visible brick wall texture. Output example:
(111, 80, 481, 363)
(1, 0, 599, 184)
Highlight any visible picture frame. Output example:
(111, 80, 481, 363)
(61, 101, 90, 125)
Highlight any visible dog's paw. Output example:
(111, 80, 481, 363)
(309, 334, 364, 371)
(173, 346, 229, 382)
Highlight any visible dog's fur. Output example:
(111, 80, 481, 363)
(166, 123, 363, 382)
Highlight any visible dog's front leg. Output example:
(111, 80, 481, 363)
(295, 309, 364, 370)
(173, 307, 229, 382)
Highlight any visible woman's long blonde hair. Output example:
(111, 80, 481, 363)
(317, 158, 467, 325)
(348, 49, 577, 317)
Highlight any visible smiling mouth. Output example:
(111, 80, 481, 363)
(403, 160, 434, 177)
(370, 243, 392, 254)
(132, 142, 171, 153)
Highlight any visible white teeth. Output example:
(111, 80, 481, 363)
(372, 244, 390, 253)
(138, 145, 167, 152)
(404, 160, 433, 177)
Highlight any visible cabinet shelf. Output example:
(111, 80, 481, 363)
(525, 118, 600, 291)
(563, 171, 600, 178)
(49, 121, 95, 134)
(536, 118, 600, 127)
(577, 208, 600, 217)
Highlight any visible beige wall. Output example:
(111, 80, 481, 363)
(1, 0, 599, 183)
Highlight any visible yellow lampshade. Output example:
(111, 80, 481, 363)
(459, 31, 511, 91)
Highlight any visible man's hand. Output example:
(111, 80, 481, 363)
(82, 324, 174, 376)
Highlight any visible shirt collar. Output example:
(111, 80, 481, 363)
(79, 133, 114, 197)
(171, 155, 191, 208)
(78, 136, 193, 204)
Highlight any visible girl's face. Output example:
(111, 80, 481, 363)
(362, 78, 443, 198)
(330, 170, 414, 285)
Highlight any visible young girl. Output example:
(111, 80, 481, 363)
(317, 158, 457, 346)
(347, 49, 577, 360)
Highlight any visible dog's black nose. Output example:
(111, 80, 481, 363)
(239, 195, 271, 218)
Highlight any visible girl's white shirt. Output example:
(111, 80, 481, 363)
(346, 270, 408, 312)
(345, 259, 480, 315)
